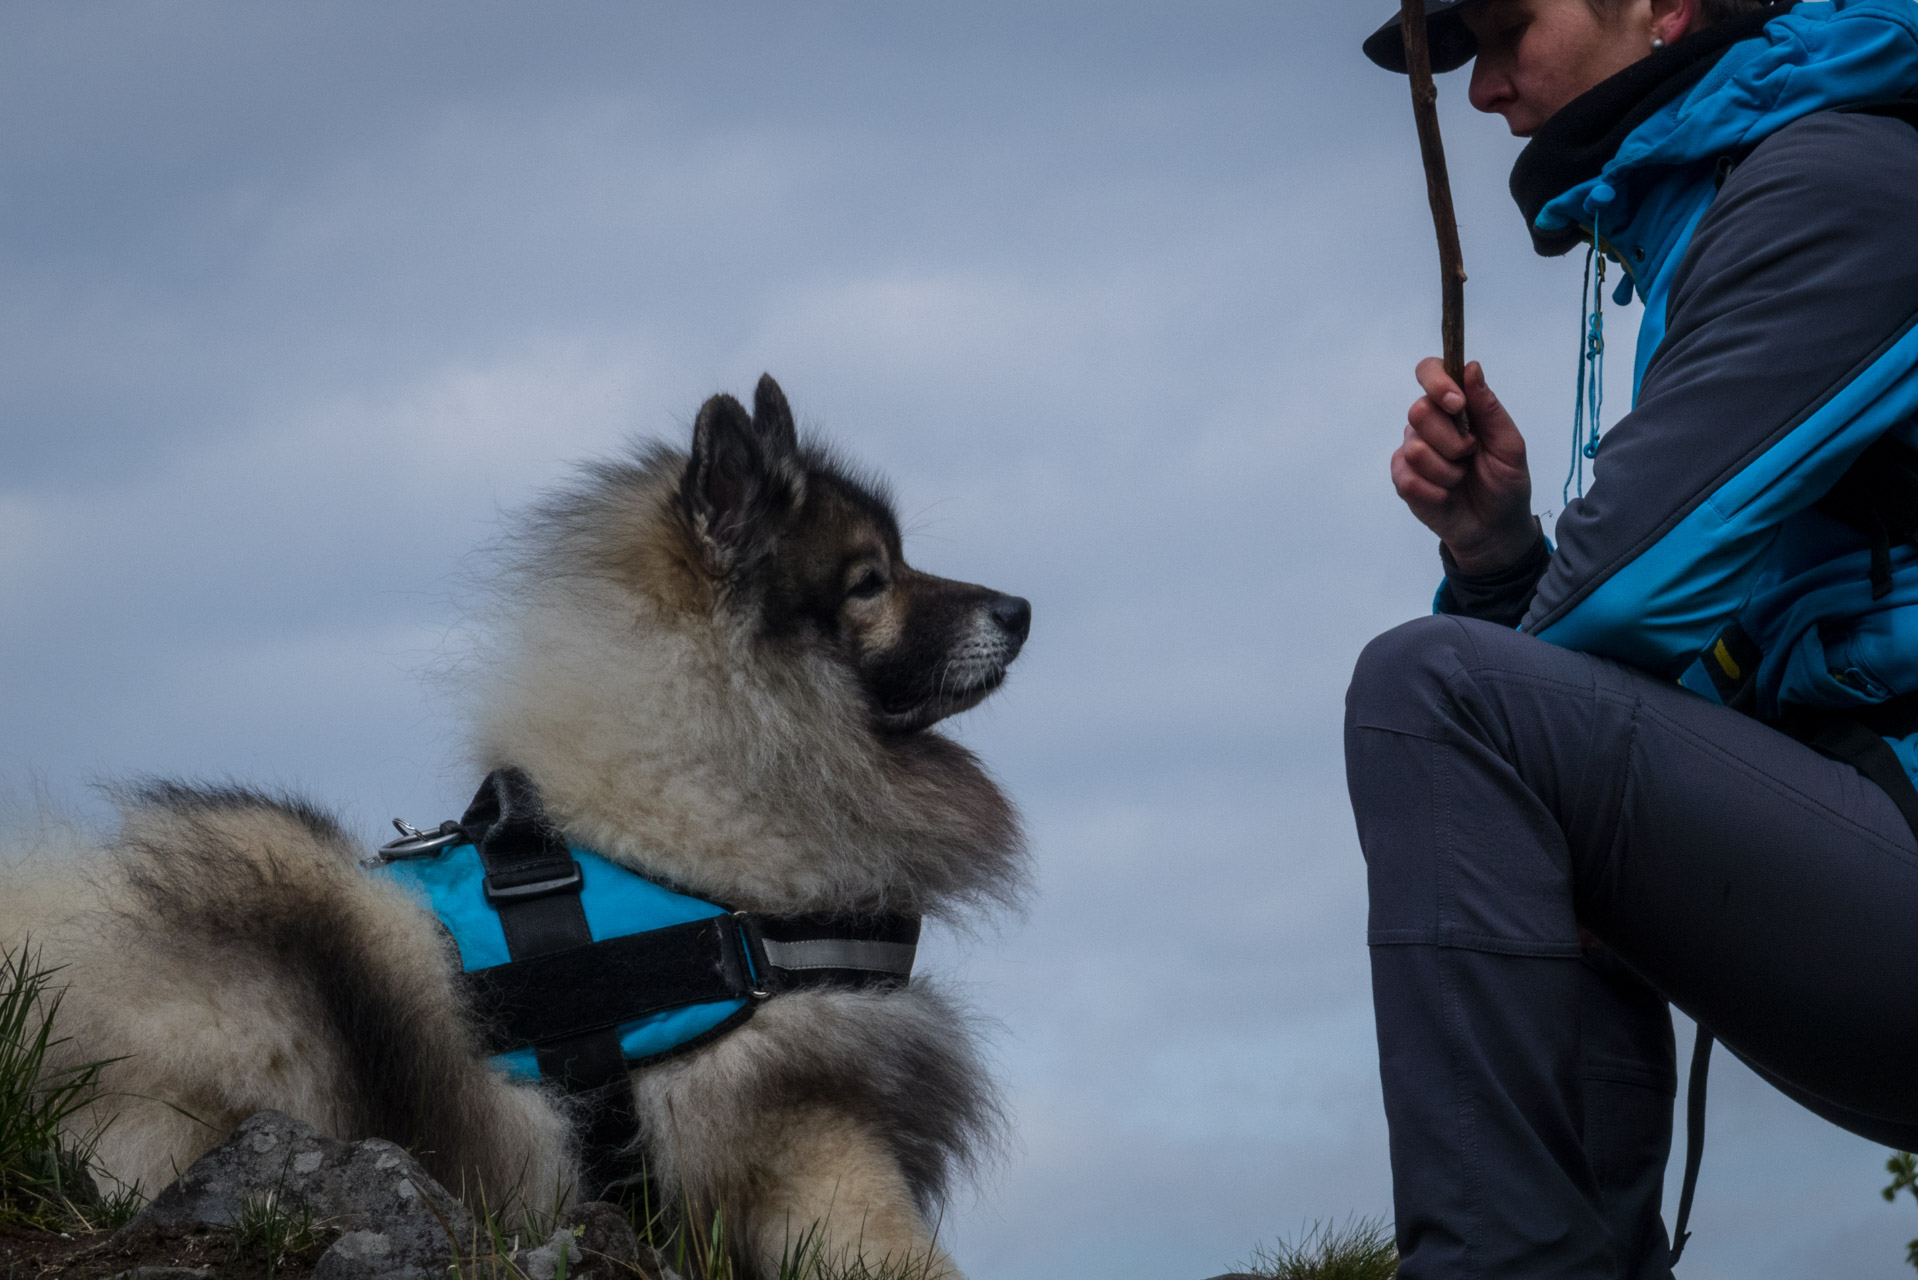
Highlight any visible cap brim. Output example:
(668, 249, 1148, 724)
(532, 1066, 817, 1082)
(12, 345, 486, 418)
(1363, 2, 1480, 75)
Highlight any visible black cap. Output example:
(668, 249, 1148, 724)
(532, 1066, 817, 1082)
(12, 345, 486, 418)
(1364, 0, 1481, 74)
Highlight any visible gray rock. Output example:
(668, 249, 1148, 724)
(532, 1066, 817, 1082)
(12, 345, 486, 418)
(512, 1225, 579, 1280)
(109, 1270, 215, 1280)
(316, 1229, 397, 1275)
(117, 1110, 474, 1280)
(564, 1199, 641, 1272)
(511, 1200, 643, 1280)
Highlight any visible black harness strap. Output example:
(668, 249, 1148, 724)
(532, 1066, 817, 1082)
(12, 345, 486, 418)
(463, 917, 756, 1052)
(459, 769, 639, 1197)
(443, 769, 925, 1198)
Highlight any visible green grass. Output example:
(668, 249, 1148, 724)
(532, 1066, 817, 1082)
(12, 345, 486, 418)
(444, 1198, 947, 1280)
(622, 1190, 951, 1280)
(0, 939, 138, 1232)
(441, 1174, 954, 1280)
(230, 1189, 321, 1279)
(772, 1219, 952, 1280)
(1236, 1217, 1398, 1280)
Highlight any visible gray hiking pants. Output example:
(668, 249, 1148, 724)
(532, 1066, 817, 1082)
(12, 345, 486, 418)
(1345, 615, 1918, 1279)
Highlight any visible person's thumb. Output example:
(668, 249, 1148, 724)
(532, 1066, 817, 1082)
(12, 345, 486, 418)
(1462, 362, 1523, 458)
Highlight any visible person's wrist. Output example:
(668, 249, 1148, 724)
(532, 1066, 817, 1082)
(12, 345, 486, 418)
(1443, 517, 1543, 578)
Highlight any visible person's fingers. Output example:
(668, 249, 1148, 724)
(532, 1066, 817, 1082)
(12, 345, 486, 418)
(1408, 396, 1475, 462)
(1391, 448, 1451, 508)
(1415, 357, 1467, 417)
(1461, 362, 1525, 458)
(1401, 430, 1467, 489)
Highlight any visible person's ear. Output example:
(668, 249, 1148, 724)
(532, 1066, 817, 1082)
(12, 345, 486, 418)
(1649, 0, 1701, 48)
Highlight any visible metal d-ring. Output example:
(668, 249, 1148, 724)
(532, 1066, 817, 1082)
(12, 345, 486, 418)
(375, 818, 466, 863)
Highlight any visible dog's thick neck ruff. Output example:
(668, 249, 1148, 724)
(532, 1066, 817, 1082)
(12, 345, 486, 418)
(369, 768, 921, 1194)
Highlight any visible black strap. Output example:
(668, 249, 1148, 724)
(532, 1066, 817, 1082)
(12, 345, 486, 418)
(1815, 434, 1918, 601)
(1782, 703, 1918, 844)
(1839, 94, 1918, 131)
(458, 769, 637, 1196)
(464, 768, 590, 956)
(1668, 1026, 1714, 1265)
(463, 917, 756, 1051)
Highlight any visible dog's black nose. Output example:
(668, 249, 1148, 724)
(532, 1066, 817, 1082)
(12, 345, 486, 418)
(990, 594, 1031, 644)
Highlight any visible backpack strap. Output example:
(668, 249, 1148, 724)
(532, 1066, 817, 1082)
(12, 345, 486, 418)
(1780, 694, 1918, 843)
(1815, 434, 1918, 600)
(1838, 95, 1918, 131)
(1668, 1025, 1715, 1265)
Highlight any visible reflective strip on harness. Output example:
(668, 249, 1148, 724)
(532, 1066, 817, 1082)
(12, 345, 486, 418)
(758, 936, 917, 975)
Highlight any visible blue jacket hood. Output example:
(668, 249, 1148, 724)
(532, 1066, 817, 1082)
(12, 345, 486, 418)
(1537, 0, 1918, 301)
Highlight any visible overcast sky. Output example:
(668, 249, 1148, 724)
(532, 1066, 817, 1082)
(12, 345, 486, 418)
(2, 4, 1912, 1277)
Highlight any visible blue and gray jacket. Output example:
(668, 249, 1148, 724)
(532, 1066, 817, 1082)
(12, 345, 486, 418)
(1440, 0, 1918, 783)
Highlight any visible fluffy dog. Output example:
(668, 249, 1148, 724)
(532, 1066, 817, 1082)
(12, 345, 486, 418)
(0, 375, 1029, 1278)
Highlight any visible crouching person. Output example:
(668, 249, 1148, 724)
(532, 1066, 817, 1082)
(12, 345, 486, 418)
(1349, 0, 1918, 1275)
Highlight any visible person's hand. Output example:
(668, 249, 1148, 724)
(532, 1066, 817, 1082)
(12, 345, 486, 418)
(1391, 359, 1536, 575)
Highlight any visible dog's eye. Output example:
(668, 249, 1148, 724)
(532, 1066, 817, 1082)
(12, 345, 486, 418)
(846, 569, 887, 600)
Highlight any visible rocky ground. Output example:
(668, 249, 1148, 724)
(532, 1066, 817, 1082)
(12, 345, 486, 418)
(0, 1111, 662, 1280)
(0, 1110, 1387, 1279)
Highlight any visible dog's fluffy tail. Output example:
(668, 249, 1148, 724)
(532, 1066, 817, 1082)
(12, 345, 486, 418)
(7, 782, 576, 1207)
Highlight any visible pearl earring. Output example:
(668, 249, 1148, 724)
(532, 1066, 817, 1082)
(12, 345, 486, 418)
(1652, 35, 1666, 49)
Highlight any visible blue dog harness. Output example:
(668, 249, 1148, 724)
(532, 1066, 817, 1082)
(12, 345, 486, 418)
(373, 839, 757, 1082)
(366, 768, 921, 1195)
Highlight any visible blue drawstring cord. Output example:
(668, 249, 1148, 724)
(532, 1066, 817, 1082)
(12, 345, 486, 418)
(1563, 220, 1608, 506)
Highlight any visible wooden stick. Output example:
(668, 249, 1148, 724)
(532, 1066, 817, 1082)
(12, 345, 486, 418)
(1400, 0, 1471, 436)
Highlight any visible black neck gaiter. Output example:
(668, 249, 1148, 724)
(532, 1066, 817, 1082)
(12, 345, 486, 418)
(1509, 4, 1793, 257)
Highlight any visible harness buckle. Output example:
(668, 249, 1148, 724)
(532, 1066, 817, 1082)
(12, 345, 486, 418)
(732, 911, 774, 1001)
(482, 860, 585, 904)
(373, 819, 467, 864)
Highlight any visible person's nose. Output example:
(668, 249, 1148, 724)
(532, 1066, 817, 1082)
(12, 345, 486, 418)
(1468, 59, 1514, 116)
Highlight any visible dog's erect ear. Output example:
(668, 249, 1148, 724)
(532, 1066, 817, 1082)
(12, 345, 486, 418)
(753, 374, 799, 460)
(683, 388, 802, 564)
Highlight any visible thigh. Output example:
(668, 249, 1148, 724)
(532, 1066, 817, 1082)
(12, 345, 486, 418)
(1352, 616, 1918, 1127)
(1580, 656, 1918, 1126)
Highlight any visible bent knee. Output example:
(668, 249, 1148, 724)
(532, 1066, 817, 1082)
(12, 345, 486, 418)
(1347, 616, 1475, 730)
